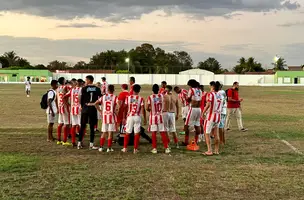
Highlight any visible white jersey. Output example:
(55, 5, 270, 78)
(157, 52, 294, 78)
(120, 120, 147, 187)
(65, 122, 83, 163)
(147, 94, 164, 125)
(98, 94, 118, 124)
(101, 81, 108, 95)
(46, 89, 57, 114)
(188, 88, 202, 102)
(218, 90, 227, 115)
(206, 92, 221, 123)
(25, 80, 31, 89)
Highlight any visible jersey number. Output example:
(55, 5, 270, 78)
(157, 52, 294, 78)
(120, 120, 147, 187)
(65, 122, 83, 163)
(105, 101, 111, 111)
(90, 92, 93, 102)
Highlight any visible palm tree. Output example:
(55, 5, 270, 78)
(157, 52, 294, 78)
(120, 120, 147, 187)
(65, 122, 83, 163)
(273, 58, 287, 71)
(3, 51, 19, 66)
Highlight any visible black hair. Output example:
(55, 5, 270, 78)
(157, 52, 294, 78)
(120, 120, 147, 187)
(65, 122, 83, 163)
(108, 84, 114, 92)
(209, 81, 215, 87)
(51, 80, 58, 86)
(86, 75, 94, 83)
(233, 81, 239, 86)
(130, 77, 135, 83)
(166, 85, 172, 91)
(187, 79, 197, 88)
(174, 86, 180, 92)
(133, 84, 141, 93)
(102, 77, 106, 81)
(152, 84, 159, 94)
(214, 81, 221, 92)
(71, 78, 77, 82)
(27, 76, 30, 79)
(199, 85, 204, 91)
(58, 77, 65, 85)
(77, 79, 82, 83)
(161, 81, 167, 85)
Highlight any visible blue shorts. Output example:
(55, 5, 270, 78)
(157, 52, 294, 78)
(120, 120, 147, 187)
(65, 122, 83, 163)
(219, 114, 226, 129)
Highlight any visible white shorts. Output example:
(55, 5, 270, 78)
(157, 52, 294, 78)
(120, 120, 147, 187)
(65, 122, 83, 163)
(163, 112, 176, 132)
(25, 87, 31, 92)
(125, 116, 141, 134)
(204, 120, 219, 134)
(47, 113, 56, 124)
(102, 123, 116, 132)
(182, 106, 189, 119)
(148, 123, 165, 132)
(71, 115, 81, 126)
(185, 107, 201, 127)
(58, 113, 70, 125)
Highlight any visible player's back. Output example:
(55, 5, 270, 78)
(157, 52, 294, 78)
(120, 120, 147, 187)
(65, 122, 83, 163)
(81, 85, 102, 112)
(168, 94, 177, 113)
(179, 89, 189, 107)
(206, 92, 221, 123)
(189, 88, 202, 101)
(57, 85, 69, 113)
(70, 87, 81, 115)
(101, 94, 118, 124)
(126, 95, 144, 116)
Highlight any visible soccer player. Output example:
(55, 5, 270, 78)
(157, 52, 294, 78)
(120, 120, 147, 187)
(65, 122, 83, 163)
(218, 82, 227, 145)
(95, 82, 102, 131)
(122, 84, 147, 154)
(146, 84, 170, 154)
(129, 77, 135, 95)
(225, 82, 247, 132)
(202, 81, 221, 156)
(174, 86, 189, 137)
(65, 79, 82, 146)
(164, 85, 179, 148)
(117, 84, 129, 128)
(94, 85, 118, 152)
(184, 79, 202, 145)
(46, 80, 58, 142)
(77, 75, 102, 150)
(25, 76, 31, 97)
(101, 77, 108, 95)
(57, 77, 71, 146)
(159, 81, 167, 95)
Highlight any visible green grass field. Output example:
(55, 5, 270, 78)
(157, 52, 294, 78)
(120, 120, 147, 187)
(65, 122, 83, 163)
(0, 84, 303, 200)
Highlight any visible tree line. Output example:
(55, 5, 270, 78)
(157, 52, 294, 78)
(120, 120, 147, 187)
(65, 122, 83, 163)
(0, 43, 290, 74)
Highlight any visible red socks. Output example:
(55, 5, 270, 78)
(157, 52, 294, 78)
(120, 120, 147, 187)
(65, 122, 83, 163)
(152, 132, 157, 149)
(173, 135, 178, 144)
(134, 134, 140, 150)
(108, 138, 113, 148)
(71, 127, 76, 144)
(100, 137, 105, 147)
(123, 134, 129, 149)
(161, 132, 169, 149)
(57, 124, 63, 141)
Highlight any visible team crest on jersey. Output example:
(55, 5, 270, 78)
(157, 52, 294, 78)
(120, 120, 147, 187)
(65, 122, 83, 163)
(131, 98, 138, 103)
(195, 89, 201, 96)
(153, 97, 160, 102)
(105, 96, 112, 101)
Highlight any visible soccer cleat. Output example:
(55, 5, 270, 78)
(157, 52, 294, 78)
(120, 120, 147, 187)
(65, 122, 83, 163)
(98, 147, 103, 152)
(176, 143, 180, 149)
(241, 128, 248, 132)
(77, 142, 83, 150)
(133, 149, 139, 154)
(107, 148, 114, 153)
(151, 148, 158, 154)
(62, 142, 72, 146)
(121, 148, 128, 153)
(165, 148, 171, 154)
(89, 146, 99, 150)
(27, 95, 29, 97)
(57, 141, 63, 145)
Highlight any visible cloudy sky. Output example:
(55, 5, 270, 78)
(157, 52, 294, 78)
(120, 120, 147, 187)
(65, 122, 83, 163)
(0, 0, 303, 69)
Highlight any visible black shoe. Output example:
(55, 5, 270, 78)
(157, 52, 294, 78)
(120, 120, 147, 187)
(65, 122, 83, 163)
(181, 142, 188, 146)
(241, 128, 248, 132)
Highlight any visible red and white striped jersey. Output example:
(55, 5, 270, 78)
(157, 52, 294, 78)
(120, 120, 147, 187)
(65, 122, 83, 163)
(125, 95, 144, 117)
(57, 85, 69, 114)
(188, 88, 202, 102)
(98, 94, 118, 124)
(147, 94, 164, 125)
(101, 81, 108, 95)
(178, 89, 189, 107)
(69, 87, 82, 115)
(206, 92, 221, 123)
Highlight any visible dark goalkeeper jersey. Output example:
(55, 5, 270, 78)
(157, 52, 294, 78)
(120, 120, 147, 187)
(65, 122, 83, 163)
(80, 85, 102, 113)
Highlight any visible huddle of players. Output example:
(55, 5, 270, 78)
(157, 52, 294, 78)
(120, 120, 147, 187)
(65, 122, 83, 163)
(46, 76, 226, 155)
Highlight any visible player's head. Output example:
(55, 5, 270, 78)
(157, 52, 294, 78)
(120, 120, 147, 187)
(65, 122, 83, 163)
(199, 85, 204, 91)
(121, 84, 128, 91)
(101, 77, 106, 82)
(71, 78, 77, 86)
(27, 76, 30, 81)
(130, 77, 135, 85)
(77, 79, 82, 87)
(51, 80, 58, 89)
(58, 77, 65, 85)
(133, 84, 141, 94)
(152, 84, 159, 94)
(165, 85, 172, 93)
(108, 85, 115, 94)
(174, 86, 181, 94)
(214, 81, 221, 92)
(96, 82, 101, 87)
(161, 81, 167, 88)
(85, 75, 94, 85)
(233, 81, 239, 90)
(209, 81, 215, 90)
(187, 79, 197, 88)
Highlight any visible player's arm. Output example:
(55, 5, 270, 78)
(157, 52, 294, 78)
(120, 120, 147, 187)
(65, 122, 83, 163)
(186, 90, 192, 102)
(80, 86, 86, 107)
(146, 97, 151, 112)
(175, 97, 179, 120)
(48, 91, 55, 116)
(202, 94, 211, 117)
(94, 98, 102, 112)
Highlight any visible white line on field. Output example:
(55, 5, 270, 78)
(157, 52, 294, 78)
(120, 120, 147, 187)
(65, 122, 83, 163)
(274, 132, 303, 155)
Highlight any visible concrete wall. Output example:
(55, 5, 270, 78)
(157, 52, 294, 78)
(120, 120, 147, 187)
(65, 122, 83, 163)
(53, 73, 274, 86)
